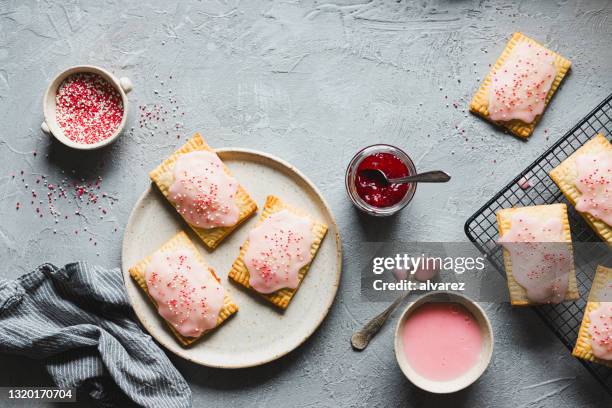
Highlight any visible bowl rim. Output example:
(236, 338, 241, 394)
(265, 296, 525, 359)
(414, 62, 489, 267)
(42, 65, 129, 150)
(393, 291, 494, 394)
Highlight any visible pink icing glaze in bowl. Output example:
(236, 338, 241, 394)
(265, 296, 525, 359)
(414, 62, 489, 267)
(394, 291, 494, 393)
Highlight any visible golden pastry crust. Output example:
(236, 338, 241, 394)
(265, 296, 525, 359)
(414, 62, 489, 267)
(149, 133, 257, 250)
(572, 265, 612, 368)
(470, 32, 571, 138)
(228, 195, 328, 310)
(496, 203, 579, 306)
(128, 231, 238, 346)
(549, 133, 612, 243)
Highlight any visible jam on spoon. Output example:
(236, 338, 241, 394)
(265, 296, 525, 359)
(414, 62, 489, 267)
(355, 152, 410, 208)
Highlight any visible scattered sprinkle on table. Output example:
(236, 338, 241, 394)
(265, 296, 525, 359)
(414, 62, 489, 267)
(10, 169, 119, 246)
(130, 74, 184, 140)
(55, 73, 124, 145)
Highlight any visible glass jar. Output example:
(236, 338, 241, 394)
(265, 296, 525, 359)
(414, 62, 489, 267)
(345, 144, 417, 216)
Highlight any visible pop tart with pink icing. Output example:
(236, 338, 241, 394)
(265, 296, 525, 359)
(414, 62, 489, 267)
(228, 195, 328, 310)
(550, 133, 612, 244)
(150, 133, 257, 249)
(573, 265, 612, 368)
(470, 32, 571, 138)
(497, 203, 579, 306)
(129, 231, 238, 346)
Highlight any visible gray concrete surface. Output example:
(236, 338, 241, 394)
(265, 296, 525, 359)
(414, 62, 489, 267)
(1, 0, 611, 407)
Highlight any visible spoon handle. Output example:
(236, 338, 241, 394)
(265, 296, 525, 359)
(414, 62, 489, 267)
(350, 290, 411, 351)
(389, 170, 451, 184)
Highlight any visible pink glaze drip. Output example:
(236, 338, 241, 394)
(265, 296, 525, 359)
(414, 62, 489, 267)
(499, 213, 571, 304)
(169, 151, 239, 229)
(488, 41, 557, 123)
(575, 151, 612, 226)
(145, 248, 224, 337)
(402, 302, 483, 382)
(245, 210, 314, 294)
(589, 302, 612, 360)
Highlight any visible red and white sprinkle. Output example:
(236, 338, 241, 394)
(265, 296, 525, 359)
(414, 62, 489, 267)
(55, 73, 124, 145)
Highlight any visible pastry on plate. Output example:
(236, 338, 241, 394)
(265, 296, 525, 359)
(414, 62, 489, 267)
(573, 265, 612, 368)
(549, 133, 612, 243)
(149, 133, 257, 249)
(470, 32, 571, 138)
(497, 203, 579, 306)
(228, 195, 328, 310)
(129, 231, 238, 346)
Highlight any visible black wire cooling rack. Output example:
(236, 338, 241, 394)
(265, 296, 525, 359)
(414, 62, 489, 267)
(464, 93, 612, 395)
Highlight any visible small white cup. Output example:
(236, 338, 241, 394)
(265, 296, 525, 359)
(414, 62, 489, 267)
(394, 291, 494, 394)
(42, 65, 133, 150)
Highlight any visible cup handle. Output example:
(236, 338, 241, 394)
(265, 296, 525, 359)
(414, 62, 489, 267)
(119, 77, 133, 94)
(41, 121, 50, 134)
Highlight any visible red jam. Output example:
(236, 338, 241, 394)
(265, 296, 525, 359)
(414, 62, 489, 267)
(355, 152, 410, 208)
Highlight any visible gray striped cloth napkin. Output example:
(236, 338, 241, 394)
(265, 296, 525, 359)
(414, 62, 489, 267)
(0, 263, 192, 408)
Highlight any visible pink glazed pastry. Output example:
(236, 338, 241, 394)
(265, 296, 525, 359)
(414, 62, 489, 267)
(573, 265, 612, 366)
(470, 32, 571, 139)
(575, 151, 612, 226)
(497, 205, 575, 305)
(589, 302, 612, 360)
(145, 248, 225, 337)
(244, 210, 315, 294)
(169, 151, 240, 229)
(488, 41, 557, 123)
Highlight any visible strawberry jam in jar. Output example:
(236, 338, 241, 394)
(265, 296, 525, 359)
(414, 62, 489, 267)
(345, 145, 417, 216)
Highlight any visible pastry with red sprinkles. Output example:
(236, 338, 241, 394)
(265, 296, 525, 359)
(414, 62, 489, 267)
(497, 203, 579, 306)
(149, 133, 257, 249)
(573, 265, 612, 367)
(550, 133, 612, 243)
(55, 72, 124, 145)
(229, 195, 328, 310)
(129, 231, 238, 346)
(470, 32, 571, 138)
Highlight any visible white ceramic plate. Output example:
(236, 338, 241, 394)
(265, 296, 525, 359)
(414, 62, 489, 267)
(121, 148, 342, 368)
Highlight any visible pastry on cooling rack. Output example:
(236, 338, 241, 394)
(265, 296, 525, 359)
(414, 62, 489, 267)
(549, 133, 612, 243)
(149, 133, 257, 249)
(470, 32, 571, 138)
(228, 195, 328, 310)
(573, 265, 612, 368)
(496, 203, 579, 306)
(129, 231, 238, 346)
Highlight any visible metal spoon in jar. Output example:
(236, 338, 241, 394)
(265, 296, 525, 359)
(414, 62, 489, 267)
(350, 266, 439, 351)
(360, 169, 451, 185)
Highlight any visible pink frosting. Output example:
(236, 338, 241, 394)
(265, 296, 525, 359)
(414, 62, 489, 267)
(245, 210, 314, 294)
(144, 248, 225, 337)
(402, 303, 483, 381)
(169, 151, 239, 229)
(488, 41, 557, 123)
(499, 213, 571, 304)
(589, 302, 612, 360)
(575, 151, 612, 226)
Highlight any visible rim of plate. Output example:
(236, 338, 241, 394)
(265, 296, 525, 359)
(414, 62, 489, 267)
(121, 147, 343, 368)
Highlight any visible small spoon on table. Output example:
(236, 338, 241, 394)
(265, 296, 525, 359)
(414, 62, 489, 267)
(351, 285, 413, 351)
(351, 267, 439, 351)
(360, 169, 451, 185)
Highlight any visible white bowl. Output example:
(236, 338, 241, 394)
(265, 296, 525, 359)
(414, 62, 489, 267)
(42, 65, 133, 150)
(394, 291, 494, 394)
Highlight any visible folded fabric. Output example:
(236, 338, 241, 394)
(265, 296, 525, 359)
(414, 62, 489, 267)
(0, 263, 192, 408)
